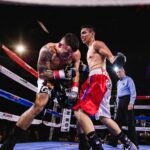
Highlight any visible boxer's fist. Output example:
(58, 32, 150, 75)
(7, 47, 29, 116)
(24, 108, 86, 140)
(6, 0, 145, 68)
(64, 67, 76, 80)
(46, 65, 76, 80)
(113, 52, 126, 67)
(79, 60, 89, 73)
(66, 91, 78, 108)
(54, 84, 68, 108)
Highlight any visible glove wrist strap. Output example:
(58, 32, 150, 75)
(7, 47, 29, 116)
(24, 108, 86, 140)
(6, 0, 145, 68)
(53, 70, 65, 79)
(71, 82, 79, 93)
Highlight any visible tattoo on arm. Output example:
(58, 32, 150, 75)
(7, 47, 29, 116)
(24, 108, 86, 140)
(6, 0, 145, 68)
(37, 45, 52, 79)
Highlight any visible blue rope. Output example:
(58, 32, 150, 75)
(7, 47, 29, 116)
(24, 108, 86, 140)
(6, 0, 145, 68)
(135, 116, 150, 121)
(1, 89, 150, 121)
(0, 89, 62, 117)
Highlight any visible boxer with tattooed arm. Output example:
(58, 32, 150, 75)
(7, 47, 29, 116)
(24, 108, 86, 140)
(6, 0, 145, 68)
(0, 33, 80, 150)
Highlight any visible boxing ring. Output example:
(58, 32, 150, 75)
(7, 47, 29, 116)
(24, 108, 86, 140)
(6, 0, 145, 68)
(4, 142, 150, 150)
(0, 44, 150, 150)
(0, 45, 150, 150)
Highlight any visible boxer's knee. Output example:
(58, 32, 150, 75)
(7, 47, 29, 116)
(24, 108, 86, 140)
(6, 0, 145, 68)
(74, 109, 88, 123)
(100, 117, 121, 136)
(74, 109, 82, 120)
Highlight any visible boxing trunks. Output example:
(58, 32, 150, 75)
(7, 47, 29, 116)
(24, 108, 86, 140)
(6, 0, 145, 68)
(73, 68, 112, 120)
(37, 78, 75, 108)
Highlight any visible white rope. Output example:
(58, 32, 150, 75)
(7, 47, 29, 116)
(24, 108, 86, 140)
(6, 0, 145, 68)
(111, 104, 150, 109)
(0, 65, 37, 93)
(1, 111, 150, 131)
(1, 0, 150, 6)
(134, 105, 150, 109)
(0, 112, 41, 124)
(0, 111, 61, 126)
(122, 126, 150, 132)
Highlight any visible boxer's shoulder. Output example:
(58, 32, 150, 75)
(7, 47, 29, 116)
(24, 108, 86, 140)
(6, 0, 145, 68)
(72, 49, 81, 62)
(47, 42, 57, 53)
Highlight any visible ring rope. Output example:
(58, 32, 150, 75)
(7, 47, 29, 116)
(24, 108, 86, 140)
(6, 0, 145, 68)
(0, 89, 62, 117)
(111, 104, 150, 109)
(136, 96, 150, 100)
(134, 105, 150, 109)
(1, 88, 150, 121)
(1, 44, 38, 78)
(1, 111, 150, 131)
(0, 64, 37, 92)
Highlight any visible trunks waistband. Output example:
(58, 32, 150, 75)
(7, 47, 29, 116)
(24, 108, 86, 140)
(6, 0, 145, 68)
(89, 68, 108, 77)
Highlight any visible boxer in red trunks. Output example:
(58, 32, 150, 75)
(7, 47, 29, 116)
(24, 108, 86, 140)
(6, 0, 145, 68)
(73, 25, 137, 150)
(74, 67, 111, 117)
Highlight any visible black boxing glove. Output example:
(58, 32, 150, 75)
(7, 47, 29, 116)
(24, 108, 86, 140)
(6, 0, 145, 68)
(54, 83, 68, 108)
(45, 67, 76, 81)
(54, 64, 76, 80)
(66, 91, 78, 108)
(64, 67, 76, 80)
(55, 81, 79, 108)
(66, 82, 79, 108)
(79, 60, 89, 73)
(56, 90, 67, 108)
(113, 52, 126, 67)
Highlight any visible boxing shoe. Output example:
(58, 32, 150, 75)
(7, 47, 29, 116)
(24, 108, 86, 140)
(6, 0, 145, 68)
(78, 133, 91, 150)
(90, 138, 104, 150)
(80, 136, 104, 150)
(0, 125, 26, 150)
(87, 131, 104, 150)
(79, 140, 91, 150)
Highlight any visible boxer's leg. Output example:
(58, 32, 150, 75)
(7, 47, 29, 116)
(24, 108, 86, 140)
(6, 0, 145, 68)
(76, 122, 91, 150)
(0, 82, 51, 150)
(74, 110, 103, 150)
(101, 117, 137, 150)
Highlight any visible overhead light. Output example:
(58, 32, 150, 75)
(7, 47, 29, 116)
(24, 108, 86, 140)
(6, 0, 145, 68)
(16, 44, 26, 54)
(113, 65, 119, 72)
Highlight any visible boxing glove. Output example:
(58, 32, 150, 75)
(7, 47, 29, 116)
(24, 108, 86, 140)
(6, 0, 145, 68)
(113, 52, 126, 67)
(46, 67, 76, 81)
(79, 60, 89, 73)
(66, 82, 79, 108)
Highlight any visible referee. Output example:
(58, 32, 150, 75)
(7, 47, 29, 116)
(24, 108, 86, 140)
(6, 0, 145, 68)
(115, 67, 138, 149)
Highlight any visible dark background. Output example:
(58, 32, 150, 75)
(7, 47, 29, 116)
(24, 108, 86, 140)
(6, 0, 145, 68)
(0, 3, 150, 110)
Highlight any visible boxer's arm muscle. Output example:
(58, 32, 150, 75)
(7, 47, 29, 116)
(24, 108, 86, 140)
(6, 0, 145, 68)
(37, 45, 52, 80)
(73, 50, 81, 83)
(93, 41, 115, 64)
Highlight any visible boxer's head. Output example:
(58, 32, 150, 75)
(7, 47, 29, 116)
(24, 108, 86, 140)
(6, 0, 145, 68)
(57, 33, 79, 57)
(80, 25, 95, 45)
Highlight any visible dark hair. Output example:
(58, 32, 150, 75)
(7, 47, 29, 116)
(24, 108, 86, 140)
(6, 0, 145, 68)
(63, 33, 79, 51)
(81, 24, 95, 32)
